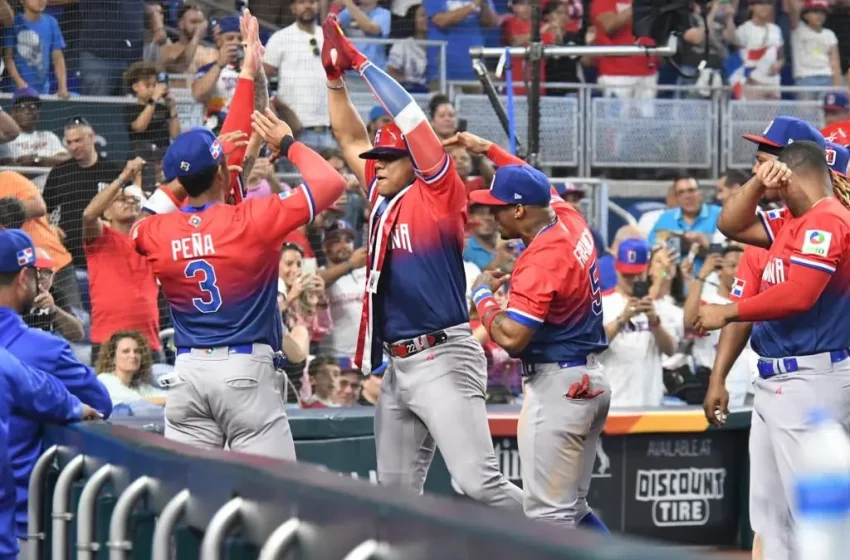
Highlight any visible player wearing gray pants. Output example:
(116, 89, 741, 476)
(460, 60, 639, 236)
(162, 344, 296, 460)
(376, 324, 523, 509)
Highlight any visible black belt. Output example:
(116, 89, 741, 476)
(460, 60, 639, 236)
(385, 330, 449, 358)
(521, 358, 588, 377)
(302, 126, 330, 133)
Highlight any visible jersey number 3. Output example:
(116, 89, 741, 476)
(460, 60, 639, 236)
(589, 260, 602, 316)
(184, 260, 222, 313)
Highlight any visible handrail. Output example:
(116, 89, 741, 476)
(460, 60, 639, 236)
(343, 539, 382, 560)
(470, 36, 678, 59)
(257, 518, 302, 560)
(76, 464, 116, 560)
(51, 454, 85, 560)
(26, 444, 58, 560)
(200, 497, 245, 559)
(151, 489, 190, 559)
(107, 476, 156, 560)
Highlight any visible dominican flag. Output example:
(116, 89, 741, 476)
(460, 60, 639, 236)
(726, 46, 780, 99)
(731, 278, 746, 298)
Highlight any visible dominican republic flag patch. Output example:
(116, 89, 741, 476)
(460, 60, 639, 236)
(766, 209, 784, 220)
(731, 278, 745, 298)
(16, 247, 33, 266)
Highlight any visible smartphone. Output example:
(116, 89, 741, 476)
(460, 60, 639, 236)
(457, 118, 468, 133)
(157, 72, 169, 86)
(664, 236, 682, 264)
(707, 242, 724, 255)
(632, 280, 649, 299)
(301, 258, 318, 277)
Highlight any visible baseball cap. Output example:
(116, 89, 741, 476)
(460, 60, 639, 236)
(215, 15, 240, 35)
(804, 0, 829, 11)
(743, 116, 826, 149)
(34, 248, 54, 270)
(615, 238, 650, 275)
(368, 105, 388, 122)
(826, 141, 850, 178)
(555, 182, 585, 198)
(0, 229, 36, 273)
(468, 165, 551, 206)
(162, 127, 223, 182)
(12, 87, 40, 106)
(824, 92, 850, 113)
(325, 219, 355, 240)
(359, 123, 408, 160)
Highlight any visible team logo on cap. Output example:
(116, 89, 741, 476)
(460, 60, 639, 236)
(827, 94, 836, 106)
(16, 247, 33, 266)
(210, 140, 222, 159)
(180, 161, 191, 171)
(826, 147, 837, 166)
(513, 193, 522, 200)
(627, 249, 637, 263)
(763, 120, 773, 135)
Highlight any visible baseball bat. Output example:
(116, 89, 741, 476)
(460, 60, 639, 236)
(472, 59, 526, 159)
(503, 47, 517, 156)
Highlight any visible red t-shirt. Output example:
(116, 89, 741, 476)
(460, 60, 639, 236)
(590, 0, 657, 77)
(501, 16, 555, 95)
(84, 225, 161, 349)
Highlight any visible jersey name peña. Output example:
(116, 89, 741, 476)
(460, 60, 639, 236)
(171, 233, 216, 261)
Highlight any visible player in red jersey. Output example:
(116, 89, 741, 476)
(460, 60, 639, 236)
(820, 92, 850, 147)
(130, 15, 346, 458)
(321, 15, 523, 509)
(449, 132, 610, 529)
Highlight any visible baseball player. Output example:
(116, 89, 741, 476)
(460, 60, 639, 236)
(696, 140, 850, 560)
(821, 92, 850, 147)
(457, 134, 610, 529)
(321, 16, 523, 509)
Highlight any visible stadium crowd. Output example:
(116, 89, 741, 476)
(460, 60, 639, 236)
(0, 0, 849, 414)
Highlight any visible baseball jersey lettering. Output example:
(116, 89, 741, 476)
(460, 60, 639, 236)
(751, 198, 850, 357)
(171, 233, 216, 261)
(389, 223, 413, 253)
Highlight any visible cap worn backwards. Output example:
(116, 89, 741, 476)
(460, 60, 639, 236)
(0, 229, 37, 273)
(743, 116, 826, 150)
(162, 127, 224, 182)
(468, 164, 552, 206)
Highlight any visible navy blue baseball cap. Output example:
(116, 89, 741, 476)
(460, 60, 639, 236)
(12, 87, 40, 106)
(162, 127, 224, 182)
(368, 105, 388, 122)
(216, 15, 240, 35)
(468, 164, 551, 206)
(826, 141, 850, 178)
(325, 219, 355, 240)
(824, 92, 850, 112)
(615, 238, 650, 275)
(743, 116, 825, 149)
(0, 229, 36, 273)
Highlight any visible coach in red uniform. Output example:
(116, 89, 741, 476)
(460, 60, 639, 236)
(467, 138, 610, 530)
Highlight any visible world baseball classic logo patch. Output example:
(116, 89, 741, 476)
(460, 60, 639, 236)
(801, 230, 832, 257)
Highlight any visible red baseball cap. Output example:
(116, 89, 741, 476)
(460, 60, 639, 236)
(359, 123, 409, 160)
(804, 0, 829, 11)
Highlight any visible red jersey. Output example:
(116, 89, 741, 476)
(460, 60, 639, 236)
(821, 121, 850, 147)
(729, 244, 770, 301)
(504, 192, 608, 362)
(83, 225, 160, 349)
(131, 187, 316, 350)
(500, 16, 555, 95)
(590, 0, 657, 77)
(749, 201, 850, 357)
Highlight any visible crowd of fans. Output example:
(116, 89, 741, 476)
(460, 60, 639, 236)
(0, 0, 849, 412)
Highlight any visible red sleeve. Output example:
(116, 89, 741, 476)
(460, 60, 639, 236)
(505, 261, 559, 329)
(486, 143, 525, 167)
(219, 77, 255, 203)
(757, 207, 789, 245)
(419, 157, 468, 218)
(590, 0, 615, 23)
(728, 246, 765, 301)
(130, 218, 152, 256)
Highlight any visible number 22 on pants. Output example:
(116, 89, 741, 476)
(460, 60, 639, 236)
(185, 259, 222, 313)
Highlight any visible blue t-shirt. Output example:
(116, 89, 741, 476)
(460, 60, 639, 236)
(463, 235, 495, 270)
(337, 6, 392, 71)
(423, 0, 493, 81)
(4, 13, 65, 93)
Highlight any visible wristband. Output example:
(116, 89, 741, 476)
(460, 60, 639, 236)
(278, 135, 296, 158)
(472, 286, 501, 334)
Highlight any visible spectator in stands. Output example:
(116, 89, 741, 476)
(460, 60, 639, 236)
(429, 95, 495, 182)
(42, 117, 124, 272)
(424, 0, 498, 82)
(124, 62, 179, 162)
(0, 0, 11, 28)
(714, 169, 750, 207)
(648, 174, 721, 275)
(788, 0, 842, 97)
(160, 4, 215, 75)
(358, 369, 381, 405)
(3, 0, 68, 98)
(554, 183, 607, 253)
(95, 330, 165, 406)
(81, 159, 161, 365)
(447, 144, 484, 193)
(278, 242, 332, 343)
(366, 105, 393, 138)
(591, 0, 658, 99)
(302, 356, 341, 408)
(387, 3, 429, 92)
(334, 359, 362, 406)
(335, 0, 392, 71)
(635, 184, 676, 238)
(463, 203, 498, 270)
(0, 88, 67, 188)
(143, 2, 170, 64)
(318, 220, 367, 358)
(733, 0, 784, 100)
(682, 245, 752, 407)
(77, 0, 143, 96)
(0, 177, 82, 319)
(540, 0, 588, 93)
(600, 239, 681, 407)
(193, 15, 242, 129)
(677, 0, 736, 98)
(501, 0, 556, 95)
(322, 147, 367, 242)
(825, 0, 850, 83)
(264, 0, 334, 151)
(22, 248, 83, 341)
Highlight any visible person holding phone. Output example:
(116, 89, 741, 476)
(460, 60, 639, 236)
(123, 61, 180, 163)
(599, 238, 682, 407)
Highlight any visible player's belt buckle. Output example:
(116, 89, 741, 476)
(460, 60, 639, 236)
(387, 330, 448, 358)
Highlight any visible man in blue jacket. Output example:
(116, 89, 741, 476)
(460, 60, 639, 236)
(0, 229, 112, 543)
(0, 348, 97, 560)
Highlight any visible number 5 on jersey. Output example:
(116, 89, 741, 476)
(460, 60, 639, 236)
(589, 260, 602, 316)
(185, 259, 222, 313)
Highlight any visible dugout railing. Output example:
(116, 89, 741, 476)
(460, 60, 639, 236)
(25, 418, 721, 560)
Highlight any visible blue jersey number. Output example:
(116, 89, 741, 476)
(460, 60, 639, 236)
(589, 260, 602, 316)
(184, 259, 222, 313)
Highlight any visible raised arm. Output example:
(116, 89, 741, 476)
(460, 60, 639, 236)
(323, 15, 447, 181)
(717, 172, 775, 248)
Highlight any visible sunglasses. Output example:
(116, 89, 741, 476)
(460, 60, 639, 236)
(309, 37, 319, 57)
(64, 115, 91, 128)
(15, 102, 39, 111)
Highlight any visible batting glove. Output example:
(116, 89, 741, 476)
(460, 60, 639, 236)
(322, 14, 368, 75)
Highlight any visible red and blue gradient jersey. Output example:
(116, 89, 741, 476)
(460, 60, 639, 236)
(131, 186, 318, 350)
(728, 244, 770, 301)
(365, 156, 469, 342)
(505, 194, 608, 362)
(751, 200, 850, 357)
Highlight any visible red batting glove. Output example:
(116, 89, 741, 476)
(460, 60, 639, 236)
(320, 20, 343, 80)
(321, 14, 367, 74)
(566, 374, 605, 400)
